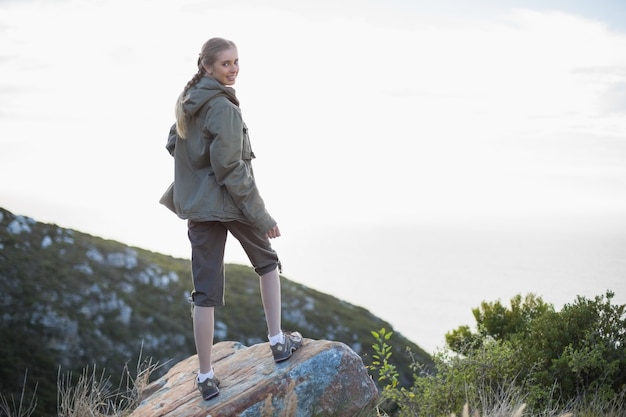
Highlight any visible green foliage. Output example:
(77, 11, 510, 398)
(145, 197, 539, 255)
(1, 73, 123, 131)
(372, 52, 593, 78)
(368, 329, 420, 417)
(446, 293, 553, 354)
(369, 329, 399, 390)
(374, 337, 527, 416)
(371, 291, 626, 416)
(521, 291, 626, 407)
(445, 291, 626, 408)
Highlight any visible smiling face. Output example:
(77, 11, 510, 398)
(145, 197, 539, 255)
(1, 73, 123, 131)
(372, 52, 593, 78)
(204, 47, 239, 86)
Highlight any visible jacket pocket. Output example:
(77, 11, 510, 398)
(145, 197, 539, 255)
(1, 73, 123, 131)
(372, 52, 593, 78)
(222, 186, 240, 214)
(242, 124, 255, 161)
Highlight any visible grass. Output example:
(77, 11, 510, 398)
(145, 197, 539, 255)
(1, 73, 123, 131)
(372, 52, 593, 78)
(368, 385, 626, 417)
(0, 348, 160, 417)
(56, 349, 160, 417)
(0, 371, 38, 417)
(449, 403, 572, 417)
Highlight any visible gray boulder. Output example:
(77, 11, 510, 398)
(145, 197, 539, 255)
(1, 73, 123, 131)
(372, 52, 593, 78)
(130, 339, 378, 417)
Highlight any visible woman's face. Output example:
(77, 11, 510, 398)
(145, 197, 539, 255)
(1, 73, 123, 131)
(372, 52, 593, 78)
(204, 47, 239, 86)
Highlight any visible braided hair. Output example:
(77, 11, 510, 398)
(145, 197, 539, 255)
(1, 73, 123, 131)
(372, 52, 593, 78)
(175, 37, 237, 138)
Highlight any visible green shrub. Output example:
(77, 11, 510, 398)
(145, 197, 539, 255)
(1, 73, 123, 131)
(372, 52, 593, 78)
(369, 291, 626, 416)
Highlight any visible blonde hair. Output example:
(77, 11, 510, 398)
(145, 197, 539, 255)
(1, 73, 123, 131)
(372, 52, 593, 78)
(175, 37, 237, 138)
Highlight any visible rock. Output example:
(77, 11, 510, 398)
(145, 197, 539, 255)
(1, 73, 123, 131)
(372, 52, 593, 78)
(130, 339, 378, 417)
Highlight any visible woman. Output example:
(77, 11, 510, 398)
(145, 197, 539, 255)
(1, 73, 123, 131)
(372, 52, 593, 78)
(160, 37, 302, 401)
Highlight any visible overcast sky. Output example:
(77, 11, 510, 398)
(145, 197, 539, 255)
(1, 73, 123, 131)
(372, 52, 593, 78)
(1, 0, 625, 260)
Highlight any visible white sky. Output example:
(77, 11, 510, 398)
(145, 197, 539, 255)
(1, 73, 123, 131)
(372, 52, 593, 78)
(1, 0, 626, 257)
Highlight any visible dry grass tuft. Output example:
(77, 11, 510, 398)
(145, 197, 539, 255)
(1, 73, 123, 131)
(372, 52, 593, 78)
(0, 370, 38, 417)
(448, 402, 575, 417)
(57, 347, 160, 417)
(0, 363, 158, 417)
(57, 366, 112, 417)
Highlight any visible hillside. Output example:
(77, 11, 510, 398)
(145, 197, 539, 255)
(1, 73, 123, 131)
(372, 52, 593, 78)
(0, 207, 433, 415)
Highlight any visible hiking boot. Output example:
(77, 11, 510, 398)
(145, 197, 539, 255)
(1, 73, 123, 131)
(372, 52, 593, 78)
(197, 375, 220, 400)
(271, 331, 303, 362)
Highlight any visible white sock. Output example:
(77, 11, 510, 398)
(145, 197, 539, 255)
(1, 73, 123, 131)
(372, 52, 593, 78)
(197, 368, 215, 382)
(269, 331, 285, 346)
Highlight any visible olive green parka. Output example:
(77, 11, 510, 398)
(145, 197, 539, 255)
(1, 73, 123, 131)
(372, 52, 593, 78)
(160, 76, 276, 234)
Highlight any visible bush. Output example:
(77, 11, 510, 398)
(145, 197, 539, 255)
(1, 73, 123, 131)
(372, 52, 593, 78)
(370, 291, 626, 416)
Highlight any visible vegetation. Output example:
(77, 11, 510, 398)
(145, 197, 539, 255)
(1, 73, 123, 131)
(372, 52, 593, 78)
(0, 353, 157, 417)
(369, 291, 626, 417)
(3, 207, 625, 416)
(0, 207, 430, 415)
(55, 352, 158, 417)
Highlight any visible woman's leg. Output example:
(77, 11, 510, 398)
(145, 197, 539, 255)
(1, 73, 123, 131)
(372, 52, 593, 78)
(187, 220, 228, 376)
(226, 220, 303, 362)
(193, 306, 215, 374)
(225, 221, 282, 338)
(259, 267, 282, 338)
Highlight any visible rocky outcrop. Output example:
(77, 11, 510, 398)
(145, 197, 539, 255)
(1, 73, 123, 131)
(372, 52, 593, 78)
(130, 339, 378, 417)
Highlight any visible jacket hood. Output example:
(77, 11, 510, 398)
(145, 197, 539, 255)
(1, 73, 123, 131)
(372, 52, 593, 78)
(183, 76, 239, 116)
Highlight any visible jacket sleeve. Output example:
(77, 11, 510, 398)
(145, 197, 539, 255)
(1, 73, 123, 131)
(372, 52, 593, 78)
(205, 103, 276, 234)
(166, 124, 177, 156)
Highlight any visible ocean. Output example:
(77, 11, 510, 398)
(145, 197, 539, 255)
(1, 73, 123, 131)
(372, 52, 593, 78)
(226, 214, 626, 354)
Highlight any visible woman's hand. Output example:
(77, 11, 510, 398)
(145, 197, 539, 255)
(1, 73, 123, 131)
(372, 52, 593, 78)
(266, 225, 281, 239)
